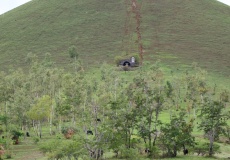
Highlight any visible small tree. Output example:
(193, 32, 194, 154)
(11, 130, 23, 145)
(27, 95, 52, 138)
(68, 45, 78, 60)
(159, 111, 195, 157)
(193, 142, 220, 156)
(198, 94, 229, 156)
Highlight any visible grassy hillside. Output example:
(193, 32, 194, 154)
(0, 0, 229, 75)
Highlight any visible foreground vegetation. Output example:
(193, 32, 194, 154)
(0, 54, 229, 160)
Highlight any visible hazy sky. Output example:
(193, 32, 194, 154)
(0, 0, 31, 15)
(218, 0, 230, 5)
(0, 0, 229, 15)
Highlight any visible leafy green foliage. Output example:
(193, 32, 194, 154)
(193, 142, 220, 156)
(39, 136, 88, 159)
(11, 130, 24, 138)
(32, 137, 40, 144)
(160, 111, 195, 157)
(27, 95, 52, 121)
(119, 145, 140, 160)
(198, 95, 229, 156)
(68, 45, 78, 59)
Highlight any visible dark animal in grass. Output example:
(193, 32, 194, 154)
(145, 148, 151, 153)
(87, 130, 93, 135)
(26, 132, 30, 137)
(96, 118, 101, 122)
(183, 149, 188, 155)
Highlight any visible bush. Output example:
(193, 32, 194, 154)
(61, 126, 77, 139)
(0, 144, 5, 160)
(39, 139, 61, 153)
(5, 151, 12, 159)
(119, 145, 140, 160)
(193, 142, 220, 156)
(0, 138, 6, 147)
(32, 137, 40, 144)
(11, 130, 24, 145)
(114, 56, 123, 66)
(39, 138, 86, 160)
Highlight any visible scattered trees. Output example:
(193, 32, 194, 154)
(0, 57, 229, 159)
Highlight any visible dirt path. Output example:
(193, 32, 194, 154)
(18, 151, 45, 160)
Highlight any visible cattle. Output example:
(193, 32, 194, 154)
(145, 148, 151, 153)
(87, 130, 93, 135)
(26, 132, 30, 137)
(183, 149, 188, 155)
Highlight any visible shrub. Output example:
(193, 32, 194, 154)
(193, 142, 220, 156)
(4, 150, 12, 159)
(11, 130, 23, 145)
(119, 145, 140, 160)
(39, 138, 86, 160)
(61, 126, 77, 139)
(223, 126, 230, 143)
(39, 139, 61, 153)
(32, 137, 40, 144)
(114, 56, 123, 66)
(0, 145, 5, 160)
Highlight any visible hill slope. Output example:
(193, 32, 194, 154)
(0, 0, 229, 75)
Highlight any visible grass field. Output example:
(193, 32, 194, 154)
(0, 0, 229, 76)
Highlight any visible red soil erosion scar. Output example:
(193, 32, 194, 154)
(131, 0, 143, 64)
(122, 0, 143, 65)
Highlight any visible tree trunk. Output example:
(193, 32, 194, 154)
(49, 104, 54, 135)
(173, 148, 177, 157)
(209, 144, 213, 156)
(32, 120, 38, 136)
(208, 130, 214, 156)
(39, 120, 42, 138)
(59, 117, 62, 133)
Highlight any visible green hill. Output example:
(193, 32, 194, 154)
(0, 0, 229, 75)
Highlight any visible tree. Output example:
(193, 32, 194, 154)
(159, 111, 195, 157)
(129, 64, 165, 156)
(198, 94, 229, 156)
(27, 95, 52, 138)
(184, 64, 208, 117)
(68, 45, 78, 59)
(68, 45, 82, 72)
